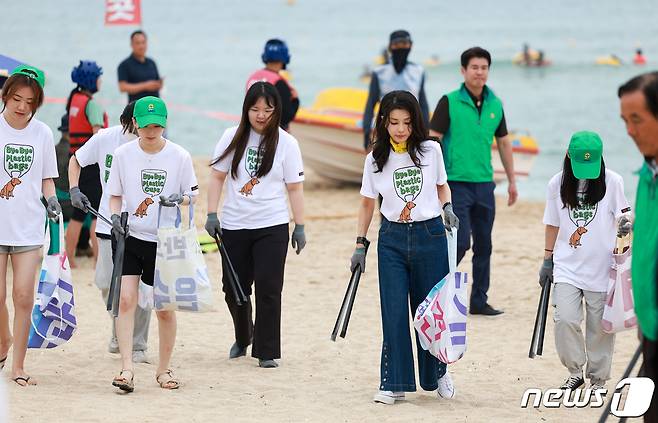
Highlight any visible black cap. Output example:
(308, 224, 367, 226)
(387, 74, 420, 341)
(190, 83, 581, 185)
(57, 114, 69, 132)
(389, 30, 412, 45)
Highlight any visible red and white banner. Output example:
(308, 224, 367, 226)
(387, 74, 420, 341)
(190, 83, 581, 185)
(105, 0, 142, 26)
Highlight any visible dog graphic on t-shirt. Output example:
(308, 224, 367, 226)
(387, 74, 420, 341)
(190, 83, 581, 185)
(0, 177, 21, 200)
(134, 197, 154, 217)
(569, 226, 588, 248)
(239, 177, 260, 196)
(398, 201, 416, 223)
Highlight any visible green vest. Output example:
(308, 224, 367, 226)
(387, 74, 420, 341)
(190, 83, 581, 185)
(443, 84, 503, 182)
(631, 162, 658, 341)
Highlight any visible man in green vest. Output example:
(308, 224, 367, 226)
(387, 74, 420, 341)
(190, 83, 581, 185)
(429, 47, 517, 316)
(618, 71, 658, 423)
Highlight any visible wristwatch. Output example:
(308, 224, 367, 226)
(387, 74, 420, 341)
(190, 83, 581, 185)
(442, 201, 452, 210)
(356, 236, 369, 245)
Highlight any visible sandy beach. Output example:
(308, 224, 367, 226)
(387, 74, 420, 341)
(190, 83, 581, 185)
(4, 158, 640, 423)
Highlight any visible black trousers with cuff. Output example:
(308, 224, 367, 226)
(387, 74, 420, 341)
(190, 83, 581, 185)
(221, 223, 289, 360)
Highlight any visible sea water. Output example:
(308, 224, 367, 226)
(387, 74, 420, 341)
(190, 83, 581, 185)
(3, 0, 657, 200)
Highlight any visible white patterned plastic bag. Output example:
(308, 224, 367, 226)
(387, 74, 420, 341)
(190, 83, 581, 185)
(153, 205, 213, 312)
(602, 235, 636, 333)
(413, 230, 468, 364)
(28, 215, 77, 348)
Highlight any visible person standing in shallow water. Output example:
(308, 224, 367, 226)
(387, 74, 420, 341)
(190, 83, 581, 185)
(351, 90, 459, 404)
(206, 81, 306, 369)
(0, 65, 61, 386)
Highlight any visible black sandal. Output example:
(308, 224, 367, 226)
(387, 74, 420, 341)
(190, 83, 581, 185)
(13, 376, 36, 386)
(112, 369, 135, 392)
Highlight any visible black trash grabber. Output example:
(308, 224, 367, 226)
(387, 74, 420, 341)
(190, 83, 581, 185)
(597, 344, 643, 423)
(331, 239, 370, 341)
(87, 205, 113, 227)
(529, 280, 552, 358)
(106, 212, 128, 317)
(213, 233, 247, 306)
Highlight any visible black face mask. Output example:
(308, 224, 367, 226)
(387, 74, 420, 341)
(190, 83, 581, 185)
(391, 48, 411, 73)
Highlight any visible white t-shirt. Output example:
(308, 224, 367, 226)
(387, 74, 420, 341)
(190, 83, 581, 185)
(360, 141, 448, 223)
(75, 125, 136, 236)
(107, 139, 198, 243)
(211, 126, 304, 230)
(0, 114, 58, 246)
(543, 169, 630, 292)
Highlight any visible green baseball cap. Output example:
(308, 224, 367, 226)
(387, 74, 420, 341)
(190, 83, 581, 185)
(133, 96, 167, 128)
(10, 65, 45, 89)
(568, 131, 603, 180)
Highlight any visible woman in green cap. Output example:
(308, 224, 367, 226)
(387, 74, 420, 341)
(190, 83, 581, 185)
(0, 65, 61, 386)
(107, 96, 198, 392)
(539, 131, 630, 392)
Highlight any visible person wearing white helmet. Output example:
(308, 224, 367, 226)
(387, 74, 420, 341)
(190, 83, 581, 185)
(246, 39, 299, 130)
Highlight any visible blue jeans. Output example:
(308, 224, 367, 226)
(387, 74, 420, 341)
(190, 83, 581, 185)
(377, 216, 449, 392)
(450, 181, 496, 310)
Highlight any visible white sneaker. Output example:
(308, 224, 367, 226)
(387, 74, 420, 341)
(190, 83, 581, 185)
(373, 391, 406, 404)
(437, 372, 456, 399)
(589, 382, 606, 392)
(132, 350, 150, 364)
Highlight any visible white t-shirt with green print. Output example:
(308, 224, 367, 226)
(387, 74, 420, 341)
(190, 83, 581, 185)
(107, 139, 199, 243)
(75, 125, 136, 236)
(360, 140, 448, 223)
(542, 169, 630, 292)
(0, 114, 58, 246)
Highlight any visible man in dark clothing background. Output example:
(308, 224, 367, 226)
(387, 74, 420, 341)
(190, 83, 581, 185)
(117, 30, 163, 103)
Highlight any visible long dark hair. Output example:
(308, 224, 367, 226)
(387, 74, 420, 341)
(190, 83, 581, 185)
(211, 82, 282, 178)
(120, 101, 136, 135)
(560, 154, 606, 209)
(372, 90, 428, 172)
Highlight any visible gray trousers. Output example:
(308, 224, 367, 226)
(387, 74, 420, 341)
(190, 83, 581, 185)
(552, 282, 615, 384)
(96, 238, 151, 351)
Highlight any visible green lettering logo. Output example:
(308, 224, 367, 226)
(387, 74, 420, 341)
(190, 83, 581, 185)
(140, 169, 167, 196)
(3, 144, 34, 178)
(393, 166, 423, 202)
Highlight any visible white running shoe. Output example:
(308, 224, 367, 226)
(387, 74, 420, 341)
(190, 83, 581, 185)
(373, 391, 406, 405)
(437, 372, 456, 399)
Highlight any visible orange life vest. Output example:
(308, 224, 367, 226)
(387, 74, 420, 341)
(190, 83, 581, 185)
(68, 91, 108, 154)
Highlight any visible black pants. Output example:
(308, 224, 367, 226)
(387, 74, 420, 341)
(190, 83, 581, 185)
(221, 223, 289, 360)
(642, 336, 657, 423)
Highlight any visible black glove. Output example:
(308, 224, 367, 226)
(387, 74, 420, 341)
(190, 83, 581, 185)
(538, 257, 553, 288)
(291, 224, 306, 255)
(443, 203, 460, 232)
(46, 196, 62, 219)
(617, 215, 632, 237)
(350, 246, 367, 273)
(205, 212, 222, 238)
(69, 186, 91, 212)
(159, 193, 184, 207)
(111, 213, 128, 238)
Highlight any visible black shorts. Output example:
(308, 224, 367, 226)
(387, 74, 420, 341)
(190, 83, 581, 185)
(112, 236, 157, 286)
(72, 164, 102, 222)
